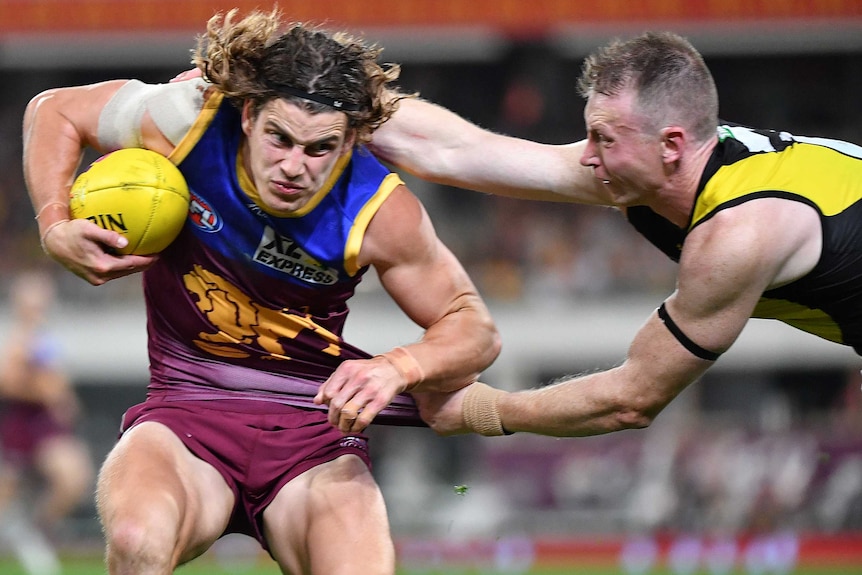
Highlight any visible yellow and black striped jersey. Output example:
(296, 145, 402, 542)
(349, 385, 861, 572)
(628, 124, 862, 355)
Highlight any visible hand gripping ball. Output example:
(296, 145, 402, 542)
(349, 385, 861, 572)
(70, 148, 190, 255)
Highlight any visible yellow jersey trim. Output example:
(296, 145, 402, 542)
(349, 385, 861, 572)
(236, 149, 353, 218)
(753, 298, 843, 344)
(693, 142, 856, 226)
(168, 90, 224, 165)
(344, 173, 404, 276)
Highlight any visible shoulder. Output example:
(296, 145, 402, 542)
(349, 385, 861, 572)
(358, 183, 432, 269)
(144, 78, 213, 145)
(683, 197, 821, 290)
(99, 78, 214, 152)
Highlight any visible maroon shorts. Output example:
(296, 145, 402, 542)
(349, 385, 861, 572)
(0, 401, 71, 468)
(120, 397, 372, 549)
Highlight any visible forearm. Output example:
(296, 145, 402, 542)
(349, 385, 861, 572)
(496, 369, 655, 437)
(403, 293, 501, 393)
(0, 344, 33, 401)
(492, 331, 708, 437)
(0, 372, 35, 402)
(0, 364, 65, 406)
(23, 89, 89, 234)
(371, 98, 478, 186)
(24, 82, 127, 233)
(371, 98, 604, 204)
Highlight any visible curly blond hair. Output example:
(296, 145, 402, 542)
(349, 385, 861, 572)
(193, 8, 408, 144)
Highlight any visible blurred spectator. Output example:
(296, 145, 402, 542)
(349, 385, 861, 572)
(0, 270, 95, 575)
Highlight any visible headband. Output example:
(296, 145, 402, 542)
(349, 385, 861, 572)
(270, 83, 360, 112)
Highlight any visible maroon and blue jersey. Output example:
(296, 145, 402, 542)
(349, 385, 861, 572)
(143, 90, 421, 424)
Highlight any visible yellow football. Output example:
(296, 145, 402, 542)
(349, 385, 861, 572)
(69, 148, 190, 255)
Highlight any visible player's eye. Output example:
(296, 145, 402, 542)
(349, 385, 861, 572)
(306, 141, 338, 157)
(270, 131, 293, 146)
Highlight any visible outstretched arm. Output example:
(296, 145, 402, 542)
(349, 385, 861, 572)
(420, 301, 717, 437)
(370, 97, 613, 205)
(421, 198, 817, 436)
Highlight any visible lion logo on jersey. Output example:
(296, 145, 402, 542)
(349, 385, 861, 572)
(182, 265, 342, 359)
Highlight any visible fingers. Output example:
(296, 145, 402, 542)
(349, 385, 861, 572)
(80, 221, 131, 252)
(71, 251, 157, 285)
(315, 358, 402, 433)
(327, 388, 393, 434)
(101, 254, 159, 281)
(335, 401, 373, 434)
(46, 220, 158, 285)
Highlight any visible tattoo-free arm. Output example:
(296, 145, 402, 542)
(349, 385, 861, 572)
(370, 97, 612, 205)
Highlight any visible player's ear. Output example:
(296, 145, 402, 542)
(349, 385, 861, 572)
(240, 100, 256, 136)
(343, 129, 357, 152)
(660, 126, 685, 163)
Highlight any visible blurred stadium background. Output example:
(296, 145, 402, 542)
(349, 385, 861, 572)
(1, 1, 862, 573)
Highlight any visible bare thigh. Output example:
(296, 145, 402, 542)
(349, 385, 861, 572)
(96, 421, 236, 569)
(262, 454, 394, 575)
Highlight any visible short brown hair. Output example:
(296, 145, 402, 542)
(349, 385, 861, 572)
(578, 31, 719, 143)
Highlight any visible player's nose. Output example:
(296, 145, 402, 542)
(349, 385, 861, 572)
(580, 138, 599, 168)
(279, 147, 306, 178)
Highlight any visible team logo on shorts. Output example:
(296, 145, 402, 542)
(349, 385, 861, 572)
(189, 190, 222, 233)
(340, 436, 368, 451)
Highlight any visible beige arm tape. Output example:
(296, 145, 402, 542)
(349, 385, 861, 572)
(378, 346, 424, 391)
(462, 382, 511, 436)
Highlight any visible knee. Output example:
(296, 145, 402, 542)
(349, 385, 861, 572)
(99, 491, 181, 572)
(103, 513, 178, 572)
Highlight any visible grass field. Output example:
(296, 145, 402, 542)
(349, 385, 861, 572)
(2, 555, 861, 575)
(4, 533, 862, 575)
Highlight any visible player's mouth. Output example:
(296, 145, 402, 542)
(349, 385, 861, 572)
(590, 167, 611, 185)
(272, 180, 305, 197)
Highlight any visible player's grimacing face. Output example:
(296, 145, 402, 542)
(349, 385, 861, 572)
(241, 99, 354, 214)
(580, 90, 665, 205)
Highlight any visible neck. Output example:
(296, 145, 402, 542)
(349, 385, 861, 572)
(651, 136, 717, 228)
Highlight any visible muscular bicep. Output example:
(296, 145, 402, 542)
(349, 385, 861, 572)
(25, 80, 128, 156)
(24, 78, 196, 162)
(361, 185, 479, 329)
(662, 199, 810, 358)
(357, 184, 499, 390)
